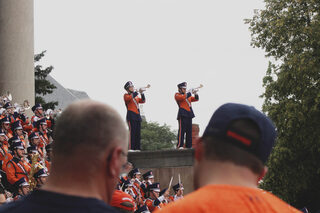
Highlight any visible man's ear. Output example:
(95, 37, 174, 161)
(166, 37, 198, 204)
(257, 166, 268, 184)
(194, 138, 204, 162)
(106, 147, 123, 178)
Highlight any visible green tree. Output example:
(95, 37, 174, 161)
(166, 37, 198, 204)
(34, 51, 58, 110)
(141, 120, 177, 151)
(246, 1, 320, 212)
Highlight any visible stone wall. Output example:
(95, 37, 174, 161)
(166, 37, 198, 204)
(128, 149, 194, 195)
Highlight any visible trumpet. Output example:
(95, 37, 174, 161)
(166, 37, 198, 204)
(46, 108, 62, 119)
(189, 84, 203, 94)
(0, 91, 12, 106)
(135, 84, 151, 93)
(15, 100, 31, 113)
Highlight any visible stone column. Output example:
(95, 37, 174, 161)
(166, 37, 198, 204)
(0, 0, 35, 110)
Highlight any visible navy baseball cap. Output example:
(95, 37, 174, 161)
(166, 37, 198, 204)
(202, 103, 276, 164)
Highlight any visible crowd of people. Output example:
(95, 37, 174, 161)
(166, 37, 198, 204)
(0, 91, 304, 212)
(0, 97, 54, 202)
(114, 166, 184, 213)
(0, 97, 186, 213)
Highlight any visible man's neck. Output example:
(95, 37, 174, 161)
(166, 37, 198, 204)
(197, 161, 259, 189)
(42, 171, 110, 204)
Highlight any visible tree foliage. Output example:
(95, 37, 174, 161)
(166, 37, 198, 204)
(34, 51, 58, 110)
(141, 120, 176, 151)
(246, 1, 320, 212)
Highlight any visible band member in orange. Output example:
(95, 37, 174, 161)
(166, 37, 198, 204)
(175, 82, 199, 149)
(5, 141, 31, 186)
(124, 81, 145, 151)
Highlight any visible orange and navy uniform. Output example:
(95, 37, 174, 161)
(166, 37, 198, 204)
(31, 130, 49, 148)
(6, 130, 13, 140)
(0, 143, 13, 170)
(22, 117, 33, 134)
(7, 114, 17, 124)
(124, 92, 145, 150)
(133, 181, 145, 199)
(5, 157, 31, 185)
(175, 92, 198, 119)
(175, 91, 199, 148)
(124, 92, 145, 120)
(39, 131, 49, 147)
(145, 198, 164, 212)
(31, 115, 41, 128)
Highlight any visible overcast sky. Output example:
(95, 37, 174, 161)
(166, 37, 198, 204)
(34, 0, 267, 134)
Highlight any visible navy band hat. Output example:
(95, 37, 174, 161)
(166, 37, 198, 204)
(32, 104, 43, 112)
(124, 81, 134, 90)
(177, 82, 187, 89)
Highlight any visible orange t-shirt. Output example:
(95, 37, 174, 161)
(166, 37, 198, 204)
(156, 185, 300, 213)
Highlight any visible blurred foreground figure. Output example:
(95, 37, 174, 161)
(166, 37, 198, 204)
(0, 100, 128, 213)
(158, 103, 300, 213)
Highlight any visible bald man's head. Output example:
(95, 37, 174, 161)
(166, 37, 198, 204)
(53, 100, 128, 162)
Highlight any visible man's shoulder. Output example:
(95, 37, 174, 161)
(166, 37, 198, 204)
(0, 190, 120, 213)
(0, 199, 32, 213)
(159, 185, 300, 213)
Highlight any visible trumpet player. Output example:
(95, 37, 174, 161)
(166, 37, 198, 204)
(124, 81, 146, 151)
(175, 82, 199, 149)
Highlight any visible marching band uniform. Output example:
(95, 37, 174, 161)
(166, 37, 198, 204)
(141, 170, 154, 198)
(0, 129, 12, 170)
(3, 103, 17, 124)
(123, 81, 145, 151)
(33, 168, 48, 189)
(13, 178, 30, 201)
(11, 121, 27, 147)
(172, 183, 184, 201)
(145, 183, 165, 212)
(5, 142, 31, 185)
(1, 117, 13, 139)
(175, 82, 199, 149)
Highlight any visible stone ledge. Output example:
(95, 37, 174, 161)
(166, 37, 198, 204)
(128, 149, 194, 168)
